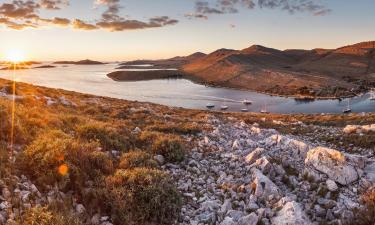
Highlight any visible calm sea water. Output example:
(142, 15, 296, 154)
(0, 63, 374, 114)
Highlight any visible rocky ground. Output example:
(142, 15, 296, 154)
(164, 116, 375, 225)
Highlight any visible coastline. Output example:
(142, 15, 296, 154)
(107, 70, 368, 101)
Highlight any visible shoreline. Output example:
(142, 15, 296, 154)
(107, 70, 368, 101)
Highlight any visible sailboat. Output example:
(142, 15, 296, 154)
(242, 99, 253, 105)
(370, 91, 375, 101)
(260, 103, 270, 114)
(206, 103, 215, 109)
(342, 99, 352, 113)
(220, 98, 229, 110)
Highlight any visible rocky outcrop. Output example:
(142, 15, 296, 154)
(251, 169, 282, 202)
(305, 147, 364, 185)
(343, 124, 375, 134)
(272, 201, 312, 225)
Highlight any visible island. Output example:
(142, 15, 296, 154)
(53, 59, 105, 65)
(107, 70, 184, 81)
(109, 41, 375, 99)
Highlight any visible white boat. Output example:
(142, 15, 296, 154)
(220, 105, 229, 110)
(260, 103, 270, 114)
(370, 92, 375, 100)
(206, 103, 215, 109)
(342, 99, 352, 113)
(242, 99, 252, 105)
(241, 108, 249, 112)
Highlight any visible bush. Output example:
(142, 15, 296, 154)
(17, 130, 114, 189)
(76, 122, 132, 151)
(147, 123, 201, 135)
(119, 150, 157, 169)
(19, 205, 82, 225)
(151, 135, 186, 162)
(351, 187, 375, 225)
(104, 168, 181, 225)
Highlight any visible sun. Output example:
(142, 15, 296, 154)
(5, 49, 25, 63)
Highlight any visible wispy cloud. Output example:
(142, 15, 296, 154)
(186, 0, 331, 19)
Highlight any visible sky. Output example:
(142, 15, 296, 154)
(0, 0, 374, 61)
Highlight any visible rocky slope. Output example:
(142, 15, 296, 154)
(118, 41, 375, 98)
(164, 116, 375, 225)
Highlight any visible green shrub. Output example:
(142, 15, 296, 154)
(104, 168, 181, 225)
(147, 123, 201, 135)
(17, 130, 114, 189)
(19, 205, 83, 225)
(151, 135, 185, 162)
(76, 122, 131, 151)
(119, 150, 157, 169)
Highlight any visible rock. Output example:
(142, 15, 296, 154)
(251, 169, 281, 201)
(364, 161, 375, 183)
(245, 148, 266, 164)
(226, 210, 245, 221)
(0, 213, 5, 224)
(220, 217, 236, 225)
(272, 201, 312, 225)
(305, 147, 360, 185)
(154, 155, 165, 165)
(75, 204, 86, 215)
(326, 179, 338, 192)
(232, 139, 240, 150)
(219, 199, 232, 215)
(238, 212, 258, 225)
(2, 188, 11, 200)
(343, 125, 361, 134)
(254, 156, 273, 175)
(343, 124, 375, 134)
(267, 135, 310, 158)
(132, 127, 141, 134)
(91, 214, 100, 225)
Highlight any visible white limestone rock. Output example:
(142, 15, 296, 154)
(305, 147, 361, 185)
(271, 201, 312, 225)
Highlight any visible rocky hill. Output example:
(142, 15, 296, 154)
(0, 78, 374, 224)
(119, 41, 375, 98)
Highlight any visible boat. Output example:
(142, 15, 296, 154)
(370, 91, 375, 100)
(260, 103, 270, 114)
(242, 99, 252, 105)
(342, 99, 352, 113)
(206, 103, 215, 109)
(220, 105, 229, 110)
(241, 108, 248, 112)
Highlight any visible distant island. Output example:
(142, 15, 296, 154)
(34, 65, 56, 69)
(109, 41, 375, 99)
(53, 59, 105, 65)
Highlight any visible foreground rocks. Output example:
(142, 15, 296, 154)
(165, 116, 375, 225)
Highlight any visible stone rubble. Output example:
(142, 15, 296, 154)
(164, 116, 375, 225)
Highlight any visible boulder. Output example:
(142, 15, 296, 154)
(238, 213, 258, 225)
(251, 169, 281, 201)
(343, 124, 375, 134)
(265, 135, 310, 158)
(271, 201, 312, 225)
(154, 155, 165, 165)
(220, 217, 236, 225)
(326, 179, 338, 192)
(305, 147, 361, 185)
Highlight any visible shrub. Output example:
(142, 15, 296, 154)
(351, 187, 375, 225)
(151, 135, 186, 162)
(17, 130, 114, 189)
(76, 122, 131, 151)
(19, 205, 82, 225)
(0, 142, 10, 179)
(119, 150, 157, 169)
(104, 168, 181, 225)
(147, 123, 201, 135)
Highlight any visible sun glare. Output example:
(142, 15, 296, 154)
(5, 49, 25, 63)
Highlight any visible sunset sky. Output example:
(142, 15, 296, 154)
(0, 0, 375, 61)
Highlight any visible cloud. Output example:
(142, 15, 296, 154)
(39, 0, 69, 10)
(0, 0, 40, 20)
(0, 17, 37, 29)
(41, 16, 70, 26)
(96, 16, 178, 32)
(72, 19, 98, 30)
(187, 0, 331, 19)
(92, 0, 178, 32)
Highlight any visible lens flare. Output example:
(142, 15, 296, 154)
(58, 164, 69, 176)
(5, 49, 25, 63)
